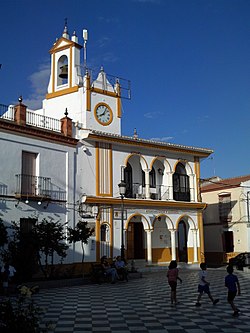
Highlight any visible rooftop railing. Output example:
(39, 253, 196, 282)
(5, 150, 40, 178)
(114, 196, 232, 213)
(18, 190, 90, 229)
(26, 111, 61, 132)
(0, 104, 14, 120)
(0, 104, 61, 132)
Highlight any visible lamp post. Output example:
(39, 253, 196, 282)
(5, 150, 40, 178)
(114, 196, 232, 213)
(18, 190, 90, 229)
(118, 180, 126, 260)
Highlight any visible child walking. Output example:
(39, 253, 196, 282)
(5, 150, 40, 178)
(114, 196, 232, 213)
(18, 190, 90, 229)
(225, 265, 241, 317)
(167, 260, 182, 306)
(195, 262, 219, 307)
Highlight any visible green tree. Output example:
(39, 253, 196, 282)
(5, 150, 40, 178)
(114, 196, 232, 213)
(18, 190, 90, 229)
(0, 218, 8, 248)
(67, 221, 94, 277)
(0, 219, 9, 271)
(34, 218, 69, 278)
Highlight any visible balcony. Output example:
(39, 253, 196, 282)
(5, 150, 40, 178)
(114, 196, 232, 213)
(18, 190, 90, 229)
(126, 183, 170, 200)
(0, 104, 61, 132)
(173, 188, 190, 202)
(15, 174, 52, 200)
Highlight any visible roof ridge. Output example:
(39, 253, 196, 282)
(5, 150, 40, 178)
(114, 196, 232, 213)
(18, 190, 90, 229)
(221, 174, 250, 182)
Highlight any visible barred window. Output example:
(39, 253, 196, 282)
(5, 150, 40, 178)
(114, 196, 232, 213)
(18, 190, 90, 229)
(219, 193, 232, 223)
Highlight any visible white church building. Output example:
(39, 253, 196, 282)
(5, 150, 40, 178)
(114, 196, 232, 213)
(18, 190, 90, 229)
(0, 25, 213, 273)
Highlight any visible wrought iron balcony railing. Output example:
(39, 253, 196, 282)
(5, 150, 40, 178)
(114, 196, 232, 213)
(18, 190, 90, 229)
(15, 174, 52, 199)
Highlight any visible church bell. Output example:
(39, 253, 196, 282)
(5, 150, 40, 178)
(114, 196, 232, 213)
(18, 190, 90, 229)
(59, 65, 68, 79)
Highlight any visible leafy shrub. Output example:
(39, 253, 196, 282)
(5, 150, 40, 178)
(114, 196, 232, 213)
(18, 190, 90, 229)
(0, 287, 53, 333)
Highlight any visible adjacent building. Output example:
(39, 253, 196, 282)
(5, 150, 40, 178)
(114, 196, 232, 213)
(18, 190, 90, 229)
(201, 175, 250, 265)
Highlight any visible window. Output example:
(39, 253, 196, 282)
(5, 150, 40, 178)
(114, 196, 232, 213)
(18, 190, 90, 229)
(173, 163, 190, 202)
(124, 163, 133, 198)
(141, 168, 155, 188)
(219, 193, 232, 223)
(223, 231, 234, 252)
(149, 168, 156, 188)
(101, 224, 109, 242)
(100, 224, 110, 258)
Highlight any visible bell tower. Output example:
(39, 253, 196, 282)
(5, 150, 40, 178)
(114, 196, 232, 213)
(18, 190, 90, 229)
(42, 24, 130, 136)
(46, 23, 82, 98)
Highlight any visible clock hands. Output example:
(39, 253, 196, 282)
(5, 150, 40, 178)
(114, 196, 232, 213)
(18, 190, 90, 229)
(99, 109, 107, 117)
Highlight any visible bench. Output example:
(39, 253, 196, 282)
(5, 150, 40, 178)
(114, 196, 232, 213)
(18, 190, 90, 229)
(90, 263, 110, 284)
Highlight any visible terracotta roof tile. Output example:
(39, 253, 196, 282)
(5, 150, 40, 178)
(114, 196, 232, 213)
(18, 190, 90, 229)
(201, 174, 250, 192)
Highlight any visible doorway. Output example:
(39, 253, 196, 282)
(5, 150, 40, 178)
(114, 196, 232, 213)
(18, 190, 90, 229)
(178, 220, 188, 262)
(127, 221, 145, 259)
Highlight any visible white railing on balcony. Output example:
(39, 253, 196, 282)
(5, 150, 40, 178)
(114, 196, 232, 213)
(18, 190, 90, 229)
(0, 104, 61, 133)
(131, 183, 171, 200)
(150, 185, 170, 200)
(26, 111, 61, 132)
(0, 104, 15, 120)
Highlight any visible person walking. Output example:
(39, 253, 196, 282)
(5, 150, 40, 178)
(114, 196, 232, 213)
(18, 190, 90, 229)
(195, 262, 219, 307)
(167, 260, 182, 306)
(225, 265, 241, 317)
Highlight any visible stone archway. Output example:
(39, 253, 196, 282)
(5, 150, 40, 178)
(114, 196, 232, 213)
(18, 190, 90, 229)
(126, 214, 150, 260)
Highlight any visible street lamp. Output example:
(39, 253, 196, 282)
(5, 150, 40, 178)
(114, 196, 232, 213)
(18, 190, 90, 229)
(118, 180, 126, 260)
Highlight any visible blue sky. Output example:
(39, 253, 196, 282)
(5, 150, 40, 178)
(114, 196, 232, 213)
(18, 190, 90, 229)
(1, 0, 250, 179)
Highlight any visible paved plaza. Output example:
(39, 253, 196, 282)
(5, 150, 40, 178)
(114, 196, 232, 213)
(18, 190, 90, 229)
(33, 268, 250, 333)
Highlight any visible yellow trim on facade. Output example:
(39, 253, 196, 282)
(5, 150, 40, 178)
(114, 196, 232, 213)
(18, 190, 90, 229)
(194, 157, 201, 202)
(96, 143, 100, 196)
(117, 97, 121, 118)
(198, 211, 205, 263)
(124, 153, 148, 169)
(96, 216, 100, 261)
(91, 87, 118, 97)
(88, 134, 212, 157)
(69, 46, 72, 87)
(187, 247, 194, 263)
(85, 196, 207, 209)
(109, 144, 113, 196)
(110, 208, 113, 258)
(52, 53, 55, 93)
(46, 86, 79, 99)
(176, 214, 196, 229)
(95, 143, 113, 196)
(86, 74, 91, 111)
(152, 248, 171, 262)
(116, 82, 122, 118)
(49, 37, 82, 54)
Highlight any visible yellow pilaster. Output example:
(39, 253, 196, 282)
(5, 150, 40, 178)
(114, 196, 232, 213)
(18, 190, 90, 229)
(194, 157, 201, 202)
(110, 208, 113, 258)
(198, 211, 205, 263)
(96, 215, 100, 262)
(86, 73, 91, 111)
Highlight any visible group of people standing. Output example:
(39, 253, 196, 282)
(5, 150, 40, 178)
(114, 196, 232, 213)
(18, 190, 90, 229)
(167, 260, 241, 317)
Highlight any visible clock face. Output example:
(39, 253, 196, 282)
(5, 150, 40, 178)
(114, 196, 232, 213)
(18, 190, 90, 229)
(94, 103, 113, 125)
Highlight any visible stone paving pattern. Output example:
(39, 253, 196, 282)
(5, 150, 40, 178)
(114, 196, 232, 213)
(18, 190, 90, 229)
(33, 268, 250, 332)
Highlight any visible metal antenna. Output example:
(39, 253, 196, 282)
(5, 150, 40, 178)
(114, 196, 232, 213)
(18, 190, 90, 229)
(83, 29, 88, 72)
